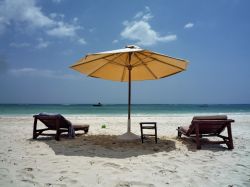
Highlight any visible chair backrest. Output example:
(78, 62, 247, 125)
(186, 115, 230, 135)
(193, 115, 227, 120)
(34, 113, 71, 130)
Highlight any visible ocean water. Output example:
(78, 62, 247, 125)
(0, 104, 250, 117)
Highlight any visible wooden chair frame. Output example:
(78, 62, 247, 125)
(140, 122, 157, 143)
(177, 118, 234, 149)
(33, 115, 89, 141)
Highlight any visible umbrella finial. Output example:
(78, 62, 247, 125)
(125, 45, 140, 49)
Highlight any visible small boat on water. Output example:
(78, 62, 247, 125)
(92, 102, 102, 107)
(199, 104, 209, 108)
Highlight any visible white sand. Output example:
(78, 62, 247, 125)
(0, 115, 250, 187)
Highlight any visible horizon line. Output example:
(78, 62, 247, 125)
(0, 103, 249, 105)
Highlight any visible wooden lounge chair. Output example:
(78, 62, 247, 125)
(177, 115, 234, 149)
(33, 113, 89, 141)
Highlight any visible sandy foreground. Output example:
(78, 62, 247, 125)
(0, 115, 250, 187)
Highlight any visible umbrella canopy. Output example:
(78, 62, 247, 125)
(70, 45, 188, 140)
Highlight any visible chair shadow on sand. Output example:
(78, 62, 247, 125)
(30, 134, 176, 158)
(177, 136, 230, 152)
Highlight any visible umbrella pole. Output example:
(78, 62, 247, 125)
(127, 66, 131, 133)
(117, 55, 139, 141)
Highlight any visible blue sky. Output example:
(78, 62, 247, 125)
(0, 0, 250, 104)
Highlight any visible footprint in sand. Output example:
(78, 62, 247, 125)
(24, 167, 33, 172)
(152, 166, 163, 170)
(57, 176, 78, 185)
(103, 162, 121, 169)
(89, 161, 95, 165)
(236, 163, 249, 169)
(58, 176, 66, 181)
(116, 181, 155, 187)
(120, 167, 130, 172)
(45, 183, 67, 187)
(17, 167, 35, 181)
(102, 162, 131, 172)
(158, 169, 177, 175)
(60, 170, 68, 174)
(69, 179, 78, 184)
(0, 168, 9, 179)
(21, 179, 39, 186)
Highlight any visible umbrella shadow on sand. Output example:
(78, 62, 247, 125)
(32, 134, 177, 158)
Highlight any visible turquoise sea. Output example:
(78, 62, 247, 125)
(0, 104, 250, 116)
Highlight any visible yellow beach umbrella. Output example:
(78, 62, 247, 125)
(70, 45, 188, 140)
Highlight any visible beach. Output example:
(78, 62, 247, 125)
(1, 0, 249, 186)
(0, 114, 250, 187)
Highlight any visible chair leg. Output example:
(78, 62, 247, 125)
(227, 123, 234, 149)
(84, 128, 89, 134)
(140, 124, 144, 143)
(195, 124, 201, 149)
(177, 127, 182, 138)
(155, 124, 157, 143)
(55, 119, 60, 141)
(33, 117, 38, 139)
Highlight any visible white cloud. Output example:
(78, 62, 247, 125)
(47, 21, 85, 44)
(112, 39, 118, 44)
(184, 22, 194, 29)
(52, 0, 62, 3)
(0, 16, 9, 34)
(0, 0, 86, 44)
(9, 39, 49, 49)
(49, 13, 64, 19)
(134, 6, 153, 21)
(0, 0, 55, 29)
(78, 38, 86, 45)
(10, 42, 30, 48)
(88, 28, 95, 33)
(9, 68, 81, 80)
(73, 17, 78, 23)
(36, 38, 50, 49)
(0, 55, 8, 74)
(121, 7, 177, 46)
(49, 13, 57, 19)
(47, 21, 81, 38)
(10, 68, 37, 74)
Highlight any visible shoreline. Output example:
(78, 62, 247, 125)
(1, 112, 250, 118)
(1, 104, 250, 117)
